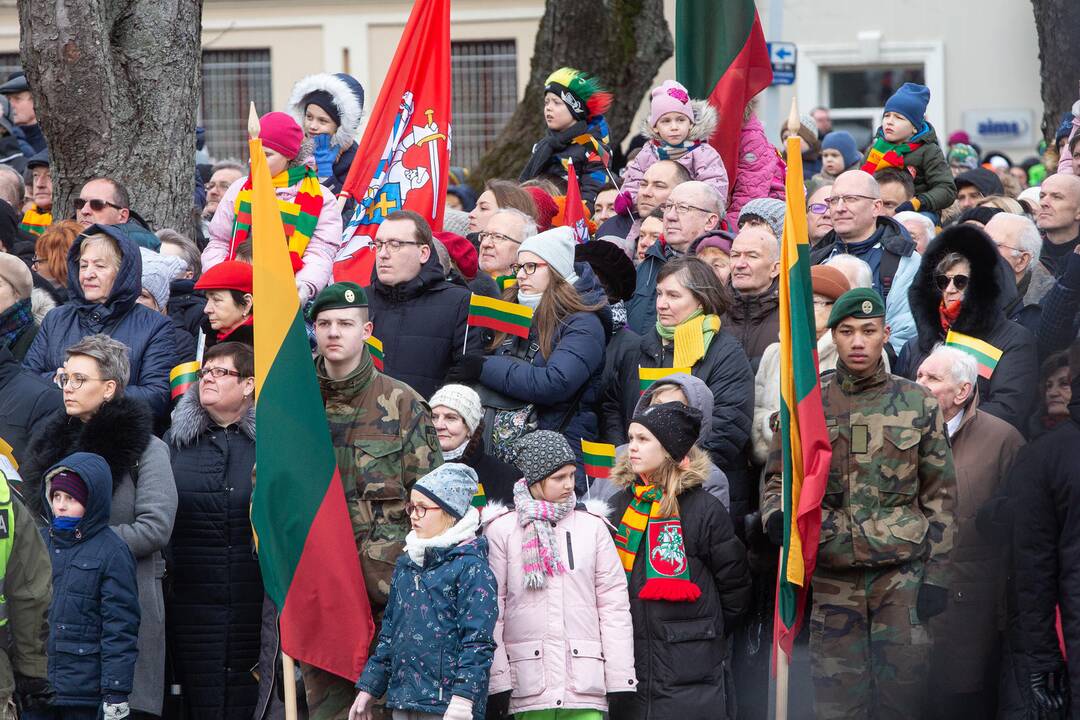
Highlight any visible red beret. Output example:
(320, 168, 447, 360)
(524, 186, 558, 232)
(434, 231, 478, 280)
(195, 260, 253, 294)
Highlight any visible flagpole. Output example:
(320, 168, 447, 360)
(775, 647, 790, 720)
(281, 652, 298, 720)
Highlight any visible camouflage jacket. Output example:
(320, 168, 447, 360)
(316, 349, 442, 608)
(762, 359, 957, 586)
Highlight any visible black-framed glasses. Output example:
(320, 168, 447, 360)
(372, 239, 419, 253)
(405, 502, 440, 518)
(824, 194, 877, 207)
(479, 231, 520, 246)
(934, 273, 969, 292)
(808, 203, 829, 215)
(74, 197, 124, 213)
(55, 373, 103, 390)
(30, 257, 44, 267)
(511, 261, 549, 276)
(658, 201, 712, 215)
(198, 366, 244, 380)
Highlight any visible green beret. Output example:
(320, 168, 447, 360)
(827, 287, 885, 328)
(307, 282, 368, 320)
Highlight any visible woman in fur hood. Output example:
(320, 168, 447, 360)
(616, 80, 729, 214)
(895, 223, 1039, 433)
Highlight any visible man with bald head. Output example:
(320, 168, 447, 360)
(811, 170, 921, 354)
(986, 213, 1055, 325)
(626, 179, 724, 333)
(1036, 173, 1080, 277)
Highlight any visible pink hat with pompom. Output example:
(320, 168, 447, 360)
(649, 80, 694, 127)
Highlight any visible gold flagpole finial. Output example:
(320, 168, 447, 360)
(248, 102, 260, 139)
(786, 97, 800, 136)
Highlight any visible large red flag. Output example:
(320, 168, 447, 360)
(334, 0, 451, 285)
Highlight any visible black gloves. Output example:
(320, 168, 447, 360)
(14, 674, 53, 712)
(764, 512, 784, 547)
(445, 355, 485, 384)
(894, 200, 916, 214)
(915, 583, 948, 621)
(485, 690, 511, 719)
(1029, 671, 1068, 714)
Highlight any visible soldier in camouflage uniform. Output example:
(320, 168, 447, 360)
(761, 288, 957, 719)
(303, 282, 442, 720)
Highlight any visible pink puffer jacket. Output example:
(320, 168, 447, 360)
(485, 502, 637, 714)
(726, 114, 786, 228)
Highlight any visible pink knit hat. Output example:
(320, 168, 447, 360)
(649, 80, 694, 127)
(260, 111, 304, 159)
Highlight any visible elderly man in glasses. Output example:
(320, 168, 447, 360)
(811, 169, 922, 355)
(75, 177, 162, 251)
(478, 207, 536, 282)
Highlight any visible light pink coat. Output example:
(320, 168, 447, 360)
(203, 174, 344, 303)
(484, 504, 637, 714)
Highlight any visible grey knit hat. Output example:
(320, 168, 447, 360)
(518, 227, 579, 284)
(513, 430, 576, 485)
(430, 384, 483, 434)
(414, 463, 478, 520)
(139, 248, 186, 311)
(738, 198, 787, 240)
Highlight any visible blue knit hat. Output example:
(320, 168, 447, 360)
(414, 463, 478, 520)
(884, 83, 930, 129)
(821, 131, 860, 168)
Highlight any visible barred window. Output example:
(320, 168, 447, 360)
(451, 40, 518, 169)
(200, 49, 272, 162)
(0, 55, 22, 82)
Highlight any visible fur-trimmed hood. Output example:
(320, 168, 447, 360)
(480, 497, 613, 527)
(642, 99, 717, 143)
(287, 72, 365, 149)
(908, 223, 1007, 351)
(167, 383, 255, 449)
(608, 447, 710, 496)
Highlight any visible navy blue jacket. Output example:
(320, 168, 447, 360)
(357, 536, 498, 719)
(626, 239, 675, 335)
(23, 224, 175, 417)
(43, 452, 140, 707)
(1037, 252, 1080, 359)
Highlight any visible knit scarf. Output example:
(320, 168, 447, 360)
(655, 139, 697, 162)
(860, 135, 924, 174)
(513, 478, 575, 589)
(20, 205, 51, 236)
(939, 298, 962, 332)
(655, 309, 721, 368)
(0, 298, 32, 350)
(614, 481, 701, 602)
(495, 274, 518, 291)
(404, 507, 480, 567)
(230, 165, 323, 273)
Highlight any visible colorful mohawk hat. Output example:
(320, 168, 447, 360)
(545, 67, 612, 121)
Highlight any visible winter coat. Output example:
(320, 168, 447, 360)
(42, 452, 140, 708)
(621, 102, 729, 209)
(607, 453, 752, 720)
(862, 123, 957, 213)
(164, 387, 261, 719)
(22, 397, 178, 715)
(6, 319, 37, 363)
(929, 398, 1023, 694)
(0, 345, 61, 468)
(605, 326, 754, 521)
(811, 216, 922, 354)
(22, 224, 176, 418)
(370, 253, 482, 400)
(598, 325, 640, 444)
(519, 117, 612, 205)
(456, 430, 519, 507)
(895, 224, 1039, 434)
(626, 239, 676, 335)
(167, 279, 207, 339)
(1036, 252, 1080, 359)
(204, 173, 343, 304)
(722, 280, 780, 372)
(1012, 378, 1080, 716)
(356, 517, 498, 720)
(484, 501, 637, 714)
(726, 115, 786, 229)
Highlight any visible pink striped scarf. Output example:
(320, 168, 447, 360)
(513, 478, 575, 589)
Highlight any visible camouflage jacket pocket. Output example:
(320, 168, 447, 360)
(361, 537, 405, 608)
(352, 436, 406, 501)
(877, 425, 921, 505)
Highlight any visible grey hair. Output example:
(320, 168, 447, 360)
(825, 253, 874, 289)
(1012, 215, 1043, 264)
(490, 207, 537, 242)
(0, 164, 24, 208)
(678, 180, 726, 216)
(894, 211, 934, 237)
(210, 159, 245, 176)
(64, 333, 131, 395)
(926, 344, 979, 388)
(155, 229, 202, 278)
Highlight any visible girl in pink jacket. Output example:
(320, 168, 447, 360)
(725, 108, 786, 229)
(483, 430, 637, 719)
(202, 111, 344, 305)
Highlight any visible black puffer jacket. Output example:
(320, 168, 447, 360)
(369, 254, 483, 399)
(896, 224, 1038, 434)
(607, 453, 751, 720)
(457, 425, 519, 507)
(164, 387, 261, 720)
(168, 279, 207, 338)
(0, 345, 61, 467)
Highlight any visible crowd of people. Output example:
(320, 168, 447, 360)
(0, 59, 1078, 720)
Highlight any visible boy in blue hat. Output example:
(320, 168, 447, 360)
(860, 82, 956, 215)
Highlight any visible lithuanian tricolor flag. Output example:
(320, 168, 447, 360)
(170, 361, 200, 400)
(366, 336, 385, 372)
(945, 329, 1002, 379)
(638, 366, 692, 394)
(468, 293, 533, 338)
(248, 106, 374, 681)
(581, 440, 616, 479)
(774, 113, 833, 659)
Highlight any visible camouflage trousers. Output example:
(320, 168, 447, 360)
(809, 562, 931, 720)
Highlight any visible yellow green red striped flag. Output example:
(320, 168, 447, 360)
(468, 293, 533, 338)
(638, 366, 692, 394)
(945, 329, 1002, 379)
(581, 440, 616, 478)
(366, 335, 384, 372)
(170, 361, 200, 400)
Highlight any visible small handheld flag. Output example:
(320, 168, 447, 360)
(170, 361, 200, 400)
(468, 293, 533, 339)
(366, 336, 385, 372)
(471, 482, 487, 508)
(564, 163, 589, 244)
(945, 330, 1002, 379)
(581, 440, 616, 479)
(638, 367, 693, 395)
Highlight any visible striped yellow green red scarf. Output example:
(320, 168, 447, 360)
(614, 482, 701, 602)
(230, 165, 323, 272)
(860, 136, 923, 174)
(20, 206, 51, 236)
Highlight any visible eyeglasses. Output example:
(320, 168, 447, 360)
(658, 201, 712, 215)
(478, 231, 521, 246)
(812, 299, 833, 308)
(198, 366, 244, 380)
(55, 373, 103, 390)
(204, 181, 233, 193)
(404, 502, 440, 518)
(808, 203, 829, 215)
(934, 273, 969, 292)
(372, 239, 419, 253)
(823, 194, 878, 208)
(30, 257, 43, 267)
(511, 261, 549, 276)
(995, 243, 1024, 257)
(74, 197, 124, 213)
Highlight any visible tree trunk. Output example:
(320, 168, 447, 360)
(472, 0, 672, 188)
(17, 0, 203, 233)
(1032, 0, 1080, 144)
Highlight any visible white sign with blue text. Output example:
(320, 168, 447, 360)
(962, 109, 1035, 149)
(768, 42, 796, 86)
